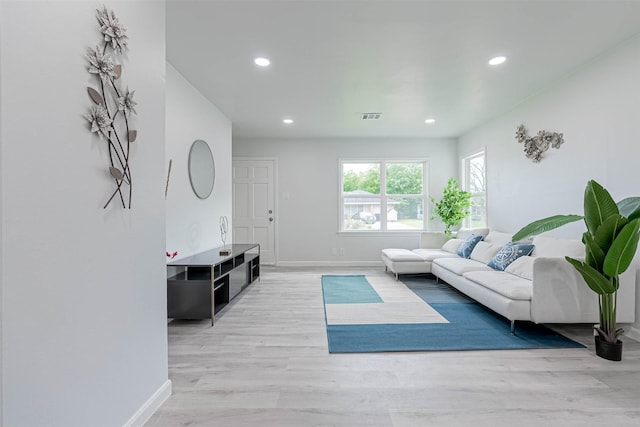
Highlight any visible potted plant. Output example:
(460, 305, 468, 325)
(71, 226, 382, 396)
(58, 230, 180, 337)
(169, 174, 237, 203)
(430, 178, 473, 236)
(512, 180, 640, 361)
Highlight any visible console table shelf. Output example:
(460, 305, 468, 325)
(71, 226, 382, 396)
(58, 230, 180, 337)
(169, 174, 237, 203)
(167, 243, 260, 325)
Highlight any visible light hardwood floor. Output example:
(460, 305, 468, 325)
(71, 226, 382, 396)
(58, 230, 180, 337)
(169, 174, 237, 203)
(146, 267, 640, 427)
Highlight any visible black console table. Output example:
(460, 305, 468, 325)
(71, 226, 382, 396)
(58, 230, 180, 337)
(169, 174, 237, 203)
(167, 243, 260, 325)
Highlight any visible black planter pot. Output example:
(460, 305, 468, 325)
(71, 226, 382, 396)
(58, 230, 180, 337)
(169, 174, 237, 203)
(595, 336, 623, 361)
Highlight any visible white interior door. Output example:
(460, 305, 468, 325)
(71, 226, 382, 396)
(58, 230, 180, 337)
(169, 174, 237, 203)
(232, 159, 276, 264)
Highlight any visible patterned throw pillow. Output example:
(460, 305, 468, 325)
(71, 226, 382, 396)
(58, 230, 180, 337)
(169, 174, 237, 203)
(457, 234, 483, 258)
(488, 243, 535, 271)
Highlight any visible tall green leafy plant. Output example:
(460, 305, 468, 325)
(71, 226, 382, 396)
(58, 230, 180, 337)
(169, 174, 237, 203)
(512, 180, 640, 344)
(430, 178, 472, 236)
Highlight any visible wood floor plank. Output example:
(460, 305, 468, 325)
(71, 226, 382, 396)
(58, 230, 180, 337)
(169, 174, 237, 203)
(146, 267, 640, 426)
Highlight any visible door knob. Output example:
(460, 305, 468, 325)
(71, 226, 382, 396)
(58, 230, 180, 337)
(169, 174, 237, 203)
(269, 217, 274, 222)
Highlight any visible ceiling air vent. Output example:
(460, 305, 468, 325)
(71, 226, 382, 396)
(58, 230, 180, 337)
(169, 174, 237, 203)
(361, 112, 382, 120)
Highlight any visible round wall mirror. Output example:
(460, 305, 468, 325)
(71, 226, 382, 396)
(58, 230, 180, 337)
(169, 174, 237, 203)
(188, 139, 215, 199)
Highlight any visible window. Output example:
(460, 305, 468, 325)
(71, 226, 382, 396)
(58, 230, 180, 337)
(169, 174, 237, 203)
(340, 160, 428, 232)
(461, 150, 487, 228)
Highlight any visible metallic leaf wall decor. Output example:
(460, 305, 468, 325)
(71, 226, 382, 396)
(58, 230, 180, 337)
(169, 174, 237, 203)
(84, 5, 137, 208)
(515, 124, 564, 163)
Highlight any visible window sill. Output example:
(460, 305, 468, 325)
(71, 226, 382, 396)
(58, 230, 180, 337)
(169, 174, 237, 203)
(337, 230, 426, 237)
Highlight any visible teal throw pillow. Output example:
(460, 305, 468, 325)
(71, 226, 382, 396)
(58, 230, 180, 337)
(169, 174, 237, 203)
(457, 234, 483, 258)
(488, 243, 535, 271)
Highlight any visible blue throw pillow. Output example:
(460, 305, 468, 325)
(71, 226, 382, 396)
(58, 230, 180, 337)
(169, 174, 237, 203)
(488, 243, 535, 271)
(457, 234, 483, 258)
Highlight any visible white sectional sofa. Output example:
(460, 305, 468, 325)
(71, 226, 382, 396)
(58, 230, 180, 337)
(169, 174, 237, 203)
(382, 229, 636, 331)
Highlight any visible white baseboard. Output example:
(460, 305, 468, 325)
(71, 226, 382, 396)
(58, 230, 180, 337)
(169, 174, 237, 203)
(624, 326, 640, 343)
(276, 260, 384, 268)
(123, 379, 172, 427)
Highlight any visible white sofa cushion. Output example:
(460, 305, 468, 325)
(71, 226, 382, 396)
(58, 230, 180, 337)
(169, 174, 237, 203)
(456, 228, 490, 240)
(469, 241, 502, 264)
(381, 248, 424, 261)
(531, 236, 585, 258)
(463, 270, 532, 301)
(483, 231, 514, 246)
(505, 256, 534, 280)
(412, 248, 459, 262)
(441, 238, 462, 253)
(432, 257, 492, 275)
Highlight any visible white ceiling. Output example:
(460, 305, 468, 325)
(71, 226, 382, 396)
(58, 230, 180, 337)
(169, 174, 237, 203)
(166, 0, 640, 139)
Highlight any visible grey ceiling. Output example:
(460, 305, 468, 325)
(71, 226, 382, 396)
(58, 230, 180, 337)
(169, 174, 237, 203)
(167, 0, 640, 139)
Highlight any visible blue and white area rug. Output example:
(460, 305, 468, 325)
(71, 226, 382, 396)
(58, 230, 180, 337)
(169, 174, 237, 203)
(321, 275, 584, 353)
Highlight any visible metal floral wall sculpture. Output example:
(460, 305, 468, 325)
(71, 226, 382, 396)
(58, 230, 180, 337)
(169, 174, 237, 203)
(85, 5, 137, 208)
(515, 124, 564, 163)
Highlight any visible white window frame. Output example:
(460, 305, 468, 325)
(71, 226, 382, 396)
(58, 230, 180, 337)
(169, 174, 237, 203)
(339, 159, 429, 233)
(461, 149, 487, 229)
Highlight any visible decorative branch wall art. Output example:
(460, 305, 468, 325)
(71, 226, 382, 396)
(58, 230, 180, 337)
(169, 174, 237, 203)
(85, 5, 137, 208)
(165, 159, 173, 200)
(515, 124, 564, 163)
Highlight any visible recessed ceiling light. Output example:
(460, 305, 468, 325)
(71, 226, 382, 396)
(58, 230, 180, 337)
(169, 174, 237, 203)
(489, 56, 507, 66)
(254, 57, 270, 67)
(283, 119, 293, 124)
(424, 118, 436, 124)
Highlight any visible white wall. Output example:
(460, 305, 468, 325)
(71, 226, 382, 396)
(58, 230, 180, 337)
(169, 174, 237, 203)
(1, 2, 169, 426)
(458, 35, 640, 336)
(165, 63, 233, 260)
(233, 137, 458, 264)
(0, 3, 4, 423)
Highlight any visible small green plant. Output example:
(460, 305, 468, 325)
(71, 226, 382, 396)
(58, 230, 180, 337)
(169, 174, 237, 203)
(430, 178, 472, 236)
(512, 180, 640, 346)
